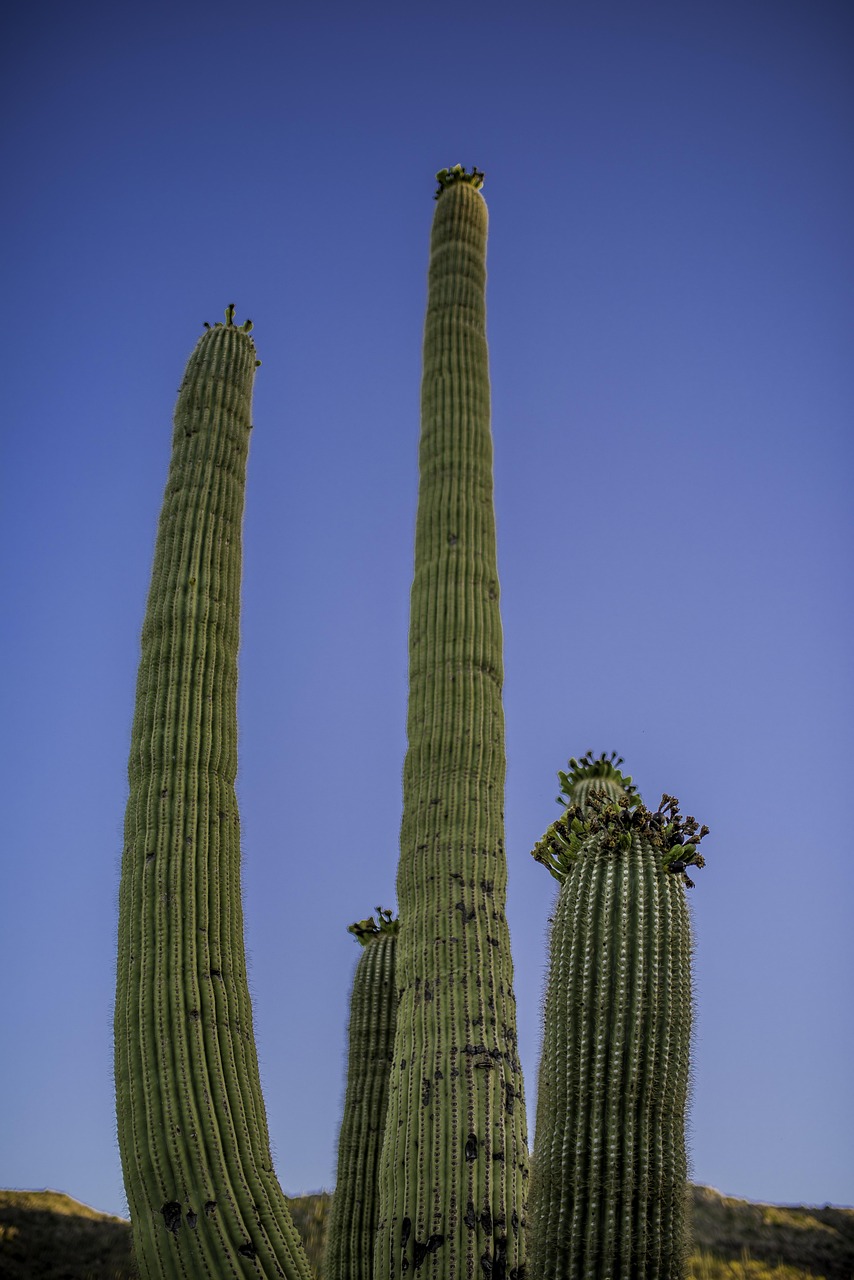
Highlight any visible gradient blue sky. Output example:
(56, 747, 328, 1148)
(2, 0, 852, 1220)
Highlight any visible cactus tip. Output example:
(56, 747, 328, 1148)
(434, 164, 485, 199)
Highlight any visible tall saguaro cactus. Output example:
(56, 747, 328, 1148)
(325, 910, 399, 1280)
(528, 756, 708, 1280)
(115, 314, 312, 1280)
(374, 168, 529, 1280)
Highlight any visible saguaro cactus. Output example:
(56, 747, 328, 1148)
(115, 313, 312, 1280)
(325, 910, 399, 1280)
(528, 755, 708, 1280)
(374, 168, 529, 1280)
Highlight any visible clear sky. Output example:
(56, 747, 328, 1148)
(2, 0, 852, 1221)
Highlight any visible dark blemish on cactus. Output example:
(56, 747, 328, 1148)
(186, 1208, 198, 1230)
(509, 1266, 526, 1280)
(464, 1201, 477, 1230)
(413, 1240, 428, 1268)
(204, 1200, 217, 1216)
(465, 1133, 478, 1162)
(511, 1210, 519, 1234)
(481, 1252, 493, 1277)
(492, 1150, 505, 1162)
(160, 789, 168, 799)
(422, 1078, 432, 1106)
(435, 1068, 443, 1080)
(480, 1209, 492, 1233)
(427, 1235, 445, 1255)
(402, 1217, 412, 1248)
(210, 969, 222, 980)
(161, 1201, 182, 1235)
(505, 1083, 516, 1114)
(480, 880, 494, 894)
(145, 851, 155, 865)
(188, 1008, 200, 1021)
(237, 1242, 257, 1259)
(494, 1237, 508, 1280)
(424, 980, 433, 1001)
(402, 1260, 410, 1273)
(400, 1059, 407, 1070)
(448, 532, 458, 546)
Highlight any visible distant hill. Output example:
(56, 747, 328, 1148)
(1, 1185, 852, 1279)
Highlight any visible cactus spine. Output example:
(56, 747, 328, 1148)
(115, 315, 312, 1280)
(374, 170, 529, 1279)
(325, 910, 399, 1280)
(528, 759, 708, 1280)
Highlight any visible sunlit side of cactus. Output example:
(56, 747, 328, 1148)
(374, 170, 529, 1280)
(528, 757, 708, 1280)
(325, 911, 399, 1280)
(115, 314, 311, 1280)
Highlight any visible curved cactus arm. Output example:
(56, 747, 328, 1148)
(115, 317, 313, 1280)
(375, 173, 529, 1280)
(325, 912, 399, 1280)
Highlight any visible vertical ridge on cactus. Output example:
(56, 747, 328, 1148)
(325, 911, 399, 1280)
(528, 769, 707, 1280)
(374, 172, 529, 1279)
(115, 320, 313, 1280)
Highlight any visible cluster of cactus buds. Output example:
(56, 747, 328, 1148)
(203, 303, 254, 333)
(533, 781, 708, 888)
(434, 163, 485, 198)
(347, 906, 399, 946)
(556, 748, 640, 810)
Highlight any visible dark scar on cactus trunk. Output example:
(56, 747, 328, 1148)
(160, 1202, 182, 1235)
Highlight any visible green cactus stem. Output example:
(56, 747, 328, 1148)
(325, 910, 399, 1280)
(528, 764, 708, 1280)
(115, 318, 312, 1280)
(374, 172, 529, 1279)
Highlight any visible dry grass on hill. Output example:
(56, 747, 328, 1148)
(1, 1185, 851, 1279)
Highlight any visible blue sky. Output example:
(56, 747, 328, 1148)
(2, 0, 852, 1220)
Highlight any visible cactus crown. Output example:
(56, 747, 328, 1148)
(203, 303, 255, 336)
(434, 163, 485, 199)
(556, 749, 640, 811)
(347, 907, 400, 947)
(534, 785, 710, 886)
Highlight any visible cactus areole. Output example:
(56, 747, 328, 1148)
(115, 317, 312, 1280)
(374, 172, 529, 1279)
(528, 757, 709, 1280)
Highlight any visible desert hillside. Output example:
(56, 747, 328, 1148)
(1, 1184, 852, 1279)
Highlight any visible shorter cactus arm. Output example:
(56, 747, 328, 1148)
(325, 911, 399, 1280)
(528, 758, 709, 1280)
